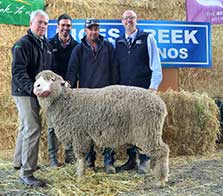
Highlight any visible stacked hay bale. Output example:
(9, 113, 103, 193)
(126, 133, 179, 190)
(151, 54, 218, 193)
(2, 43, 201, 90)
(0, 0, 222, 162)
(0, 24, 27, 152)
(161, 90, 219, 156)
(179, 25, 223, 98)
(0, 45, 18, 151)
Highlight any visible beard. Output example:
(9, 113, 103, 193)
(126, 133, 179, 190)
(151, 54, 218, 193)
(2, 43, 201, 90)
(61, 30, 70, 38)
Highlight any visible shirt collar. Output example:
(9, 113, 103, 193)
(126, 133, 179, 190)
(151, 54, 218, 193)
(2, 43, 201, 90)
(58, 35, 71, 48)
(30, 30, 44, 41)
(125, 29, 138, 42)
(86, 37, 99, 50)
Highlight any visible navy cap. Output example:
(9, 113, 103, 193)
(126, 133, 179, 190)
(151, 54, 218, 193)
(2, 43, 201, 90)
(85, 18, 99, 28)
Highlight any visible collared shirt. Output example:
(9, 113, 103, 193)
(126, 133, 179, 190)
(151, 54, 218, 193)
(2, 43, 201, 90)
(124, 30, 138, 42)
(59, 36, 71, 48)
(30, 30, 44, 40)
(30, 30, 44, 50)
(115, 30, 162, 90)
(86, 38, 98, 52)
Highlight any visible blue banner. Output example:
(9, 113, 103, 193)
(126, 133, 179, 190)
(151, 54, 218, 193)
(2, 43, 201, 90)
(47, 19, 211, 68)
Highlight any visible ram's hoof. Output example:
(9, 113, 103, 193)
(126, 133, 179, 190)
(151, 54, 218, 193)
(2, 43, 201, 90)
(158, 177, 168, 187)
(105, 165, 116, 174)
(76, 170, 84, 177)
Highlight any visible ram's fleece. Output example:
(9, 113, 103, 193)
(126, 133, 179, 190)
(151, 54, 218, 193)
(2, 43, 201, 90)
(34, 70, 169, 186)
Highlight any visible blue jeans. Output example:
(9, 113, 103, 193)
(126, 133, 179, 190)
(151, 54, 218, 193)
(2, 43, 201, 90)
(13, 96, 41, 177)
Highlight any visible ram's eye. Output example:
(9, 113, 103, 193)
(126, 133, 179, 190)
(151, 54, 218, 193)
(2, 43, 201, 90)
(51, 78, 55, 82)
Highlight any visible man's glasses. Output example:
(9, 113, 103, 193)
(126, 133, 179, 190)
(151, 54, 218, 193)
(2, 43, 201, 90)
(122, 16, 136, 20)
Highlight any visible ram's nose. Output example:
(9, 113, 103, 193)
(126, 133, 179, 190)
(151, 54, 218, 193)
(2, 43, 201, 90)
(34, 89, 51, 97)
(39, 90, 51, 97)
(33, 84, 51, 97)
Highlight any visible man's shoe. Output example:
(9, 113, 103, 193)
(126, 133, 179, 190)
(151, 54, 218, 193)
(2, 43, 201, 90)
(49, 161, 64, 168)
(65, 148, 76, 164)
(20, 175, 46, 187)
(13, 166, 21, 170)
(137, 154, 150, 174)
(85, 157, 95, 168)
(117, 158, 137, 171)
(105, 165, 116, 174)
(137, 161, 149, 174)
(85, 148, 96, 168)
(14, 165, 40, 170)
(49, 158, 59, 167)
(103, 148, 116, 174)
(117, 146, 137, 171)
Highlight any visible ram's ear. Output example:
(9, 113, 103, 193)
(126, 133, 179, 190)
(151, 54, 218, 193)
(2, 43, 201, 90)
(61, 81, 71, 88)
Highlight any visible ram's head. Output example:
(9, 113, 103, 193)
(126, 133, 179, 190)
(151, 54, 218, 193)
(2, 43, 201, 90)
(33, 70, 70, 107)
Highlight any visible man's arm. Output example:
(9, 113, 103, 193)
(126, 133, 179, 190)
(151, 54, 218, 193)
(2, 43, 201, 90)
(12, 40, 34, 95)
(147, 34, 162, 91)
(65, 44, 81, 88)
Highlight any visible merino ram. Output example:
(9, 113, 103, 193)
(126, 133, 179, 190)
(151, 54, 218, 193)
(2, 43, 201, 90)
(33, 70, 169, 186)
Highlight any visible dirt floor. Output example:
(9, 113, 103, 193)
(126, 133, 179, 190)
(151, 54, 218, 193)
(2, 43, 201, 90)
(0, 148, 223, 196)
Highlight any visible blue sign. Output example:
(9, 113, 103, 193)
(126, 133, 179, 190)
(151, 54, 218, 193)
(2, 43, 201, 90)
(47, 19, 211, 68)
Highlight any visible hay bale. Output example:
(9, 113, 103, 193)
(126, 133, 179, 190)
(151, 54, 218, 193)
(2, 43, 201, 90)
(178, 25, 223, 99)
(160, 90, 220, 156)
(45, 0, 185, 21)
(0, 25, 27, 48)
(0, 49, 17, 151)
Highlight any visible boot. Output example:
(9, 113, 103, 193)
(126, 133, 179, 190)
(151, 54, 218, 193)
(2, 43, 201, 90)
(48, 128, 59, 167)
(117, 146, 137, 171)
(103, 148, 116, 174)
(85, 145, 96, 168)
(64, 144, 75, 164)
(137, 154, 150, 174)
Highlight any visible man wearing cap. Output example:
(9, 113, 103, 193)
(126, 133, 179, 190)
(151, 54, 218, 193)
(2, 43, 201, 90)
(65, 18, 119, 174)
(115, 10, 162, 174)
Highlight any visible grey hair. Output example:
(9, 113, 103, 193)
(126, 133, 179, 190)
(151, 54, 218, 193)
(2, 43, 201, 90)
(30, 10, 49, 22)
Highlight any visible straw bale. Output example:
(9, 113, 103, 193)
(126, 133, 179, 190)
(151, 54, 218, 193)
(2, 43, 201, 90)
(160, 90, 220, 156)
(0, 25, 27, 48)
(0, 48, 17, 151)
(45, 0, 185, 20)
(0, 96, 17, 151)
(179, 25, 223, 99)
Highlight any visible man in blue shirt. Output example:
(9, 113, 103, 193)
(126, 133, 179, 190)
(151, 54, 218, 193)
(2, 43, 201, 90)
(115, 10, 162, 174)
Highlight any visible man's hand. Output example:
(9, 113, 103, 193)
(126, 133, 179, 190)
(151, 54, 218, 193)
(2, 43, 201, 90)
(148, 88, 157, 94)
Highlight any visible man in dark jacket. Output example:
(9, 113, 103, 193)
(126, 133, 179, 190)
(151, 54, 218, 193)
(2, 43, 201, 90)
(115, 10, 163, 174)
(12, 10, 53, 187)
(48, 14, 79, 167)
(65, 18, 119, 173)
